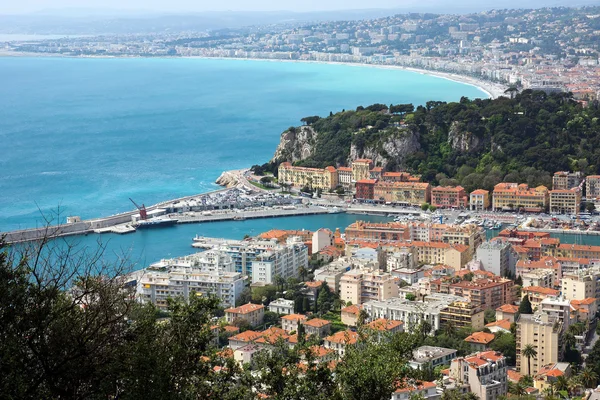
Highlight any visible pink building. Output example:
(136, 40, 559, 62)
(431, 186, 468, 209)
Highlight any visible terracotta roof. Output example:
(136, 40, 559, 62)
(485, 319, 512, 331)
(230, 330, 263, 343)
(302, 318, 331, 328)
(223, 325, 241, 333)
(225, 303, 265, 314)
(354, 158, 373, 164)
(304, 281, 323, 289)
(308, 345, 335, 358)
(522, 286, 560, 296)
(281, 314, 308, 322)
(465, 331, 495, 345)
(356, 179, 378, 184)
(508, 369, 522, 382)
(572, 298, 596, 306)
(325, 166, 337, 172)
(470, 189, 489, 195)
(368, 318, 403, 331)
(341, 304, 362, 315)
(325, 330, 358, 345)
(394, 380, 437, 393)
(496, 304, 519, 313)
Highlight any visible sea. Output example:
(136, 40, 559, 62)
(1, 56, 494, 266)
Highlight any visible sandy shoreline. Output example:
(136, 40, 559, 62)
(0, 49, 507, 99)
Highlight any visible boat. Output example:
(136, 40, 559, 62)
(328, 207, 343, 214)
(233, 215, 246, 221)
(135, 218, 178, 229)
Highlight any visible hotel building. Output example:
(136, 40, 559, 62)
(278, 162, 338, 190)
(431, 186, 468, 209)
(549, 187, 581, 215)
(351, 159, 373, 182)
(492, 183, 549, 212)
(552, 171, 583, 190)
(374, 181, 431, 205)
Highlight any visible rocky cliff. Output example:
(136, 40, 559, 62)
(348, 128, 421, 169)
(271, 126, 317, 163)
(447, 121, 484, 153)
(215, 171, 241, 188)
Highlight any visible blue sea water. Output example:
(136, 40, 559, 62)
(0, 57, 489, 266)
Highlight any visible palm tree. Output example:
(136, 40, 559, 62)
(298, 265, 307, 281)
(580, 367, 598, 388)
(554, 375, 568, 392)
(522, 344, 538, 376)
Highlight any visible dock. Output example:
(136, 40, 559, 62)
(173, 206, 332, 224)
(93, 224, 137, 235)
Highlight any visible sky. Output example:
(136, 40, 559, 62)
(0, 0, 591, 14)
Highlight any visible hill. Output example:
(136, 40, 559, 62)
(267, 91, 600, 192)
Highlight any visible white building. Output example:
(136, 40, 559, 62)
(312, 228, 334, 253)
(449, 351, 508, 400)
(387, 250, 417, 272)
(476, 240, 517, 277)
(268, 298, 294, 315)
(410, 346, 458, 369)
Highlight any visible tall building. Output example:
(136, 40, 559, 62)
(312, 228, 334, 253)
(476, 240, 518, 277)
(278, 162, 338, 190)
(429, 275, 514, 311)
(355, 179, 377, 200)
(337, 167, 353, 189)
(431, 186, 468, 209)
(552, 171, 583, 190)
(516, 312, 563, 375)
(225, 303, 265, 327)
(440, 301, 485, 331)
(561, 271, 598, 301)
(339, 270, 399, 305)
(449, 351, 508, 400)
(128, 250, 247, 309)
(351, 159, 373, 182)
(549, 187, 581, 215)
(586, 175, 600, 200)
(492, 183, 549, 212)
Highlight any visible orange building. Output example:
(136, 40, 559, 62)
(431, 186, 468, 209)
(429, 275, 514, 310)
(373, 181, 431, 206)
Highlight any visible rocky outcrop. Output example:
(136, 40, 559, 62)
(215, 171, 240, 188)
(349, 128, 421, 169)
(271, 126, 317, 163)
(447, 121, 483, 153)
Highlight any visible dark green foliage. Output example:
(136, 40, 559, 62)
(490, 332, 517, 365)
(519, 295, 533, 314)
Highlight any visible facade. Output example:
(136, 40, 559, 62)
(557, 243, 600, 259)
(440, 301, 485, 331)
(587, 175, 600, 200)
(225, 303, 265, 327)
(341, 304, 362, 326)
(561, 271, 597, 301)
(278, 162, 338, 190)
(381, 171, 419, 182)
(374, 181, 431, 205)
(492, 183, 549, 212)
(470, 189, 490, 211)
(312, 228, 334, 253)
(129, 250, 246, 309)
(521, 269, 554, 288)
(429, 276, 514, 311)
(410, 346, 458, 369)
(552, 171, 583, 190)
(351, 159, 373, 182)
(339, 270, 399, 305)
(431, 186, 468, 209)
(301, 318, 331, 337)
(540, 296, 572, 331)
(281, 314, 307, 333)
(516, 312, 563, 375)
(521, 286, 560, 310)
(549, 187, 581, 215)
(268, 298, 295, 315)
(355, 179, 377, 200)
(496, 304, 519, 323)
(465, 331, 496, 351)
(345, 221, 410, 242)
(476, 240, 517, 277)
(323, 330, 359, 356)
(449, 351, 508, 400)
(392, 381, 440, 400)
(337, 167, 353, 189)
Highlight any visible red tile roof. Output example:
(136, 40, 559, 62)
(465, 331, 495, 345)
(225, 303, 265, 314)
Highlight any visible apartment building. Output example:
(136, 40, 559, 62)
(521, 269, 554, 288)
(492, 183, 549, 211)
(339, 270, 399, 305)
(268, 298, 294, 315)
(312, 228, 334, 253)
(431, 185, 468, 209)
(557, 243, 600, 260)
(540, 296, 572, 331)
(476, 240, 518, 277)
(440, 301, 485, 331)
(496, 304, 519, 323)
(374, 181, 431, 205)
(337, 166, 353, 189)
(465, 331, 496, 351)
(340, 304, 362, 326)
(225, 303, 265, 327)
(351, 159, 373, 182)
(449, 351, 508, 400)
(281, 314, 307, 333)
(345, 220, 411, 242)
(323, 330, 359, 356)
(516, 312, 563, 375)
(522, 286, 560, 310)
(429, 276, 514, 311)
(561, 271, 598, 301)
(586, 175, 600, 200)
(410, 346, 458, 369)
(129, 250, 247, 309)
(301, 318, 331, 337)
(369, 166, 383, 180)
(355, 179, 377, 200)
(470, 189, 490, 211)
(516, 257, 562, 284)
(381, 171, 420, 182)
(278, 162, 338, 190)
(552, 171, 583, 190)
(549, 187, 581, 215)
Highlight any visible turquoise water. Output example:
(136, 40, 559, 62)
(0, 57, 486, 231)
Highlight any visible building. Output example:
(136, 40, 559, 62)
(485, 319, 512, 334)
(303, 280, 324, 305)
(496, 304, 519, 323)
(521, 286, 560, 310)
(516, 312, 563, 375)
(339, 270, 399, 305)
(392, 380, 440, 400)
(431, 186, 468, 209)
(341, 304, 362, 326)
(355, 179, 377, 200)
(351, 159, 373, 182)
(233, 344, 261, 367)
(440, 301, 485, 331)
(521, 269, 554, 288)
(561, 271, 598, 301)
(476, 240, 518, 277)
(323, 330, 359, 356)
(549, 187, 581, 215)
(465, 331, 496, 351)
(278, 162, 338, 190)
(281, 314, 307, 333)
(409, 346, 458, 369)
(533, 363, 572, 393)
(516, 257, 562, 284)
(367, 318, 404, 335)
(268, 298, 295, 315)
(586, 175, 600, 200)
(381, 171, 419, 182)
(345, 221, 410, 242)
(337, 167, 353, 189)
(228, 330, 264, 350)
(225, 303, 265, 327)
(129, 250, 247, 309)
(470, 189, 490, 211)
(374, 181, 431, 206)
(449, 351, 508, 400)
(571, 298, 598, 321)
(429, 276, 514, 311)
(369, 166, 383, 180)
(492, 183, 549, 212)
(392, 268, 424, 285)
(312, 228, 334, 253)
(557, 243, 600, 259)
(540, 296, 572, 331)
(552, 171, 583, 190)
(301, 318, 332, 338)
(387, 249, 417, 272)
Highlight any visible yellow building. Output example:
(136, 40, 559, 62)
(560, 272, 596, 301)
(556, 243, 600, 259)
(374, 181, 431, 206)
(516, 312, 562, 375)
(339, 270, 398, 305)
(492, 183, 549, 211)
(549, 187, 581, 215)
(278, 162, 338, 190)
(470, 189, 490, 211)
(440, 301, 485, 331)
(351, 159, 373, 182)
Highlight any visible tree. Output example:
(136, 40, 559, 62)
(522, 344, 538, 376)
(579, 367, 598, 388)
(490, 332, 517, 365)
(405, 293, 416, 301)
(484, 309, 497, 324)
(263, 311, 280, 327)
(421, 203, 431, 211)
(357, 309, 369, 327)
(519, 295, 533, 315)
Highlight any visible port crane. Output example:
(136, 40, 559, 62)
(129, 198, 148, 220)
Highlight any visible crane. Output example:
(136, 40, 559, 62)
(129, 198, 148, 220)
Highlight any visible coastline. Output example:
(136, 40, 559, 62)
(0, 49, 506, 99)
